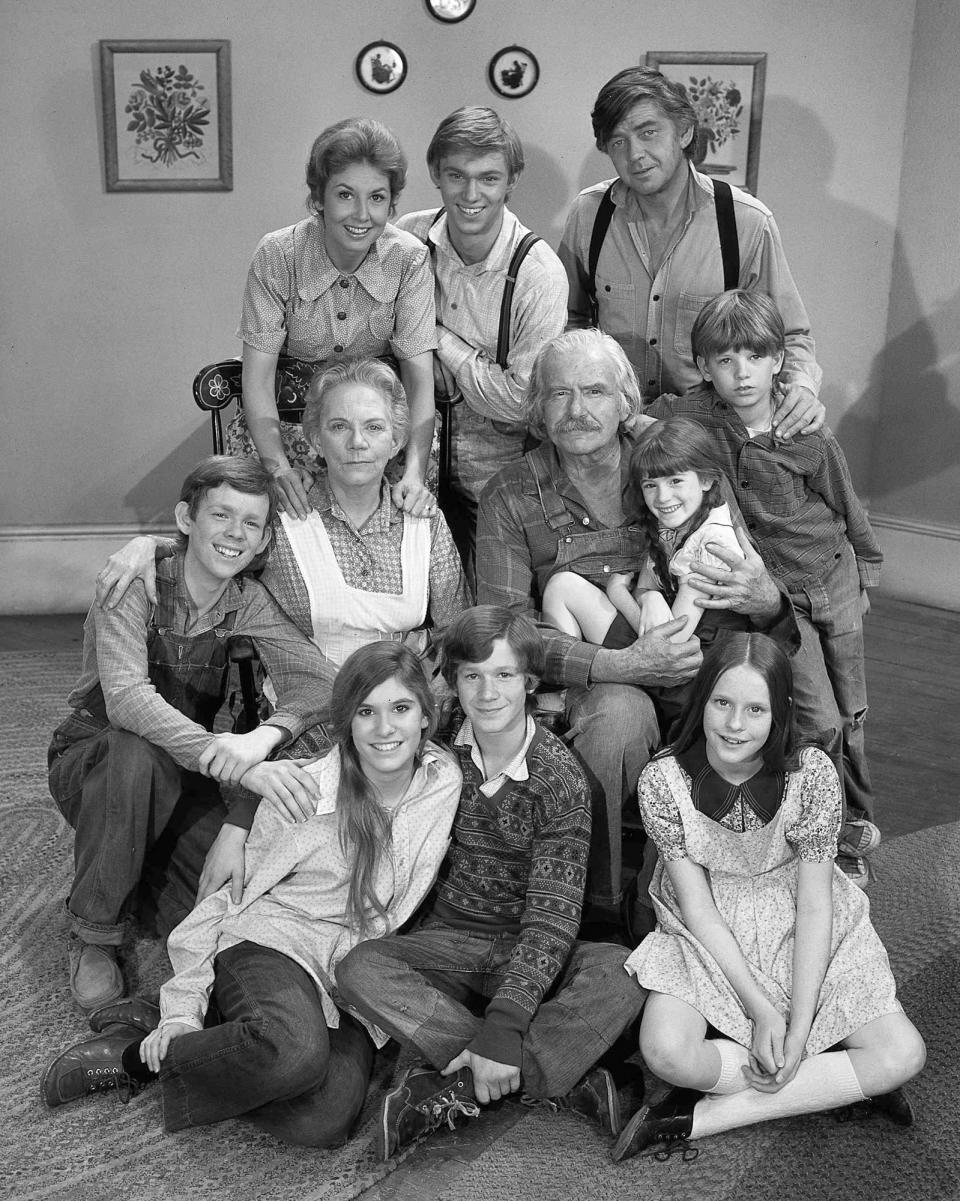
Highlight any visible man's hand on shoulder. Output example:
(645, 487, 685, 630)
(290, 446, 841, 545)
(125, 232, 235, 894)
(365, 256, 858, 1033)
(591, 617, 702, 688)
(442, 1049, 520, 1105)
(772, 383, 824, 441)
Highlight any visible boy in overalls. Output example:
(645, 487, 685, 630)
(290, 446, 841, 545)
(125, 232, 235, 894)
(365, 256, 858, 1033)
(48, 456, 333, 1010)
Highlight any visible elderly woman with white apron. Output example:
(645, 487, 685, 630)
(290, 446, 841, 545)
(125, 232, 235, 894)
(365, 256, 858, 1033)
(263, 358, 468, 689)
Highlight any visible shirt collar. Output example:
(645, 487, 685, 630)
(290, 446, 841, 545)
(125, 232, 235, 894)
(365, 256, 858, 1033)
(455, 713, 535, 794)
(616, 160, 709, 221)
(293, 216, 397, 303)
(309, 476, 400, 532)
(429, 207, 519, 272)
(525, 431, 642, 504)
(159, 549, 244, 621)
(305, 742, 445, 817)
(676, 737, 784, 824)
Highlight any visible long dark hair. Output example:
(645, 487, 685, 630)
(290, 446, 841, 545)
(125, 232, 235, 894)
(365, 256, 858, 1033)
(329, 642, 438, 932)
(667, 633, 797, 772)
(623, 417, 724, 603)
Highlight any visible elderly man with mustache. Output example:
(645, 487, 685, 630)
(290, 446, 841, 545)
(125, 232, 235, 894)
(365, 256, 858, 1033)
(475, 328, 793, 936)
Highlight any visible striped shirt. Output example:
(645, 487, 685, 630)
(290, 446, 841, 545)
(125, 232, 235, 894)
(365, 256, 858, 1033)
(395, 207, 568, 423)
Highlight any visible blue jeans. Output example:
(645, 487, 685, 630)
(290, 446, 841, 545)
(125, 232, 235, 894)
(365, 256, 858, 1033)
(48, 725, 224, 942)
(162, 942, 373, 1147)
(336, 922, 645, 1099)
(788, 545, 873, 822)
(564, 682, 661, 907)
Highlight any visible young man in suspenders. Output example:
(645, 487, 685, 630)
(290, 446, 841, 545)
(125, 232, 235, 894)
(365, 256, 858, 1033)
(558, 67, 823, 441)
(395, 107, 568, 569)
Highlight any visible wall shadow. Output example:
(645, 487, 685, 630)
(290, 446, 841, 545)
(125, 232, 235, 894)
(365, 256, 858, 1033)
(123, 424, 213, 524)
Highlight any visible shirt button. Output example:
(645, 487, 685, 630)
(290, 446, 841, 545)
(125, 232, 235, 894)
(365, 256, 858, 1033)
(604, 284, 612, 292)
(339, 277, 349, 288)
(652, 293, 660, 301)
(747, 522, 757, 531)
(603, 565, 610, 573)
(334, 344, 344, 353)
(741, 480, 750, 488)
(565, 536, 573, 543)
(337, 311, 347, 320)
(649, 337, 658, 346)
(582, 517, 590, 525)
(648, 379, 656, 387)
(451, 302, 458, 310)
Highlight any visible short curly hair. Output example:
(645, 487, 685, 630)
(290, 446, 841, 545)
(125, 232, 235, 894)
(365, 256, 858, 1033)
(305, 118, 407, 217)
(302, 358, 410, 456)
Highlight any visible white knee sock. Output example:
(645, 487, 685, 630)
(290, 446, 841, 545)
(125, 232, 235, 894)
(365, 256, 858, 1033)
(691, 1050, 865, 1140)
(707, 1039, 751, 1095)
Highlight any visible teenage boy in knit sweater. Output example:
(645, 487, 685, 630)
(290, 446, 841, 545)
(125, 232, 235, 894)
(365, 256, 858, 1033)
(336, 605, 645, 1159)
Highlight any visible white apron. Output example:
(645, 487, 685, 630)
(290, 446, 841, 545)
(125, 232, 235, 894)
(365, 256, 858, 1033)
(280, 509, 431, 667)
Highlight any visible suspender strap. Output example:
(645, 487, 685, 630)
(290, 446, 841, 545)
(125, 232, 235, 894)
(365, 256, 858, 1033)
(526, 447, 576, 532)
(495, 231, 541, 367)
(586, 183, 617, 321)
(585, 178, 740, 316)
(712, 180, 740, 290)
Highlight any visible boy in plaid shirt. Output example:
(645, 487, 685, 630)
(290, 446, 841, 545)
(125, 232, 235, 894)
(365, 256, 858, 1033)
(647, 290, 882, 883)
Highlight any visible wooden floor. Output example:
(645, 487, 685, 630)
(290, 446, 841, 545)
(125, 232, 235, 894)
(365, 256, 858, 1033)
(2, 594, 957, 839)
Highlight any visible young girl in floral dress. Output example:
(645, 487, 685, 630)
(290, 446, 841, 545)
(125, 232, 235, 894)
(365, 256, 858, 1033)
(614, 633, 924, 1162)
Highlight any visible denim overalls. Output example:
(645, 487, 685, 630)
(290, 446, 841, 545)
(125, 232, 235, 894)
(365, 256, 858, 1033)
(49, 577, 241, 941)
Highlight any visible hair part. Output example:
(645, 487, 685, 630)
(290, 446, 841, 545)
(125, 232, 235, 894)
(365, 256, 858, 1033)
(624, 417, 725, 601)
(439, 605, 544, 712)
(302, 357, 410, 456)
(691, 289, 786, 364)
(178, 455, 277, 526)
(329, 642, 438, 934)
(591, 66, 698, 154)
(306, 117, 407, 218)
(524, 329, 643, 439)
(668, 632, 798, 772)
(426, 105, 524, 181)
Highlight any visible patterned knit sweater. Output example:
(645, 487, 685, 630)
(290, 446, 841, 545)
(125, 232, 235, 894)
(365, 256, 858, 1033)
(431, 722, 591, 1066)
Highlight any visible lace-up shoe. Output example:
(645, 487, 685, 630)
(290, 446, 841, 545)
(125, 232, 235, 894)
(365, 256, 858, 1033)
(377, 1065, 480, 1160)
(41, 1033, 141, 1109)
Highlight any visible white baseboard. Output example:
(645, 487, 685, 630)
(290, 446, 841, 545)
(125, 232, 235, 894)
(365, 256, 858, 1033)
(2, 516, 958, 615)
(0, 526, 176, 615)
(871, 513, 960, 611)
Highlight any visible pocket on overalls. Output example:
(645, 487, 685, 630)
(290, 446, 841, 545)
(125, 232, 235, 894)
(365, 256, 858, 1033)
(47, 710, 110, 767)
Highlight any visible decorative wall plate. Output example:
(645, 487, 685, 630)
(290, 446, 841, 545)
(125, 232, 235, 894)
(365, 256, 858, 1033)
(356, 41, 408, 94)
(488, 46, 539, 99)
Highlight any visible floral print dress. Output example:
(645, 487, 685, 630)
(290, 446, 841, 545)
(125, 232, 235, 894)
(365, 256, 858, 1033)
(624, 743, 901, 1055)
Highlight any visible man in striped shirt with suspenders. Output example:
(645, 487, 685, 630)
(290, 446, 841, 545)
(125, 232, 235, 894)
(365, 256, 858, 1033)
(396, 107, 568, 571)
(559, 67, 823, 440)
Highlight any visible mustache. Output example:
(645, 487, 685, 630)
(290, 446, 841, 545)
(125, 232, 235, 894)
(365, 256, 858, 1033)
(557, 418, 603, 433)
